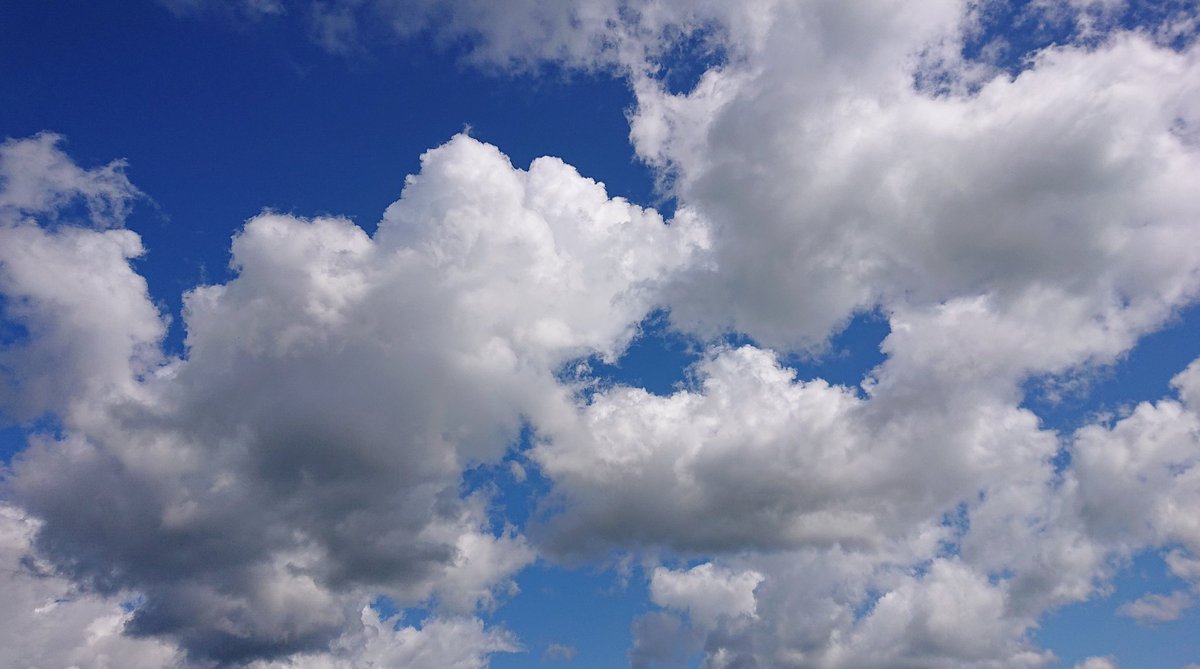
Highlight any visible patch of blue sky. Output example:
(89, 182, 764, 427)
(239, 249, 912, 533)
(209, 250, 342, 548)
(460, 425, 554, 531)
(783, 310, 891, 391)
(1, 0, 659, 358)
(488, 562, 654, 669)
(649, 24, 728, 96)
(573, 310, 702, 398)
(962, 0, 1085, 72)
(963, 0, 1199, 77)
(1023, 302, 1200, 435)
(0, 417, 63, 467)
(716, 310, 891, 392)
(567, 308, 889, 404)
(1036, 549, 1200, 668)
(0, 425, 28, 466)
(0, 294, 31, 347)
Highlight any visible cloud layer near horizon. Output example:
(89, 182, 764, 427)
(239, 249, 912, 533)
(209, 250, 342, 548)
(4, 1, 1200, 667)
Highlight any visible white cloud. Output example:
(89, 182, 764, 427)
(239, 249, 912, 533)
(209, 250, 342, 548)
(652, 29, 1200, 359)
(0, 132, 141, 226)
(0, 132, 702, 664)
(0, 135, 164, 424)
(1116, 590, 1194, 624)
(832, 559, 1052, 668)
(649, 563, 763, 627)
(1069, 361, 1200, 558)
(1074, 657, 1120, 669)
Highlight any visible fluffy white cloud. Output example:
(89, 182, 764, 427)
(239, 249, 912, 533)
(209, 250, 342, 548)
(1070, 360, 1200, 559)
(0, 132, 141, 226)
(0, 132, 703, 665)
(649, 563, 763, 627)
(651, 26, 1200, 359)
(0, 134, 163, 423)
(536, 341, 1065, 666)
(535, 342, 1058, 555)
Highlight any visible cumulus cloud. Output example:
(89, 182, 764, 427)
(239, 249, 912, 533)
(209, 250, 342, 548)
(0, 133, 163, 426)
(1069, 359, 1200, 563)
(0, 132, 703, 664)
(649, 563, 763, 627)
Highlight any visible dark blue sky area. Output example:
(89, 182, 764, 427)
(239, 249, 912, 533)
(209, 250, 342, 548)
(1, 0, 657, 354)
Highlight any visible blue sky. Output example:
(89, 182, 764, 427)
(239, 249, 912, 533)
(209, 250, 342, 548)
(2, 1, 1200, 668)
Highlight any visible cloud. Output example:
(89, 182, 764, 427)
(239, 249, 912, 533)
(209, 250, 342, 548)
(646, 23, 1200, 359)
(1116, 590, 1194, 624)
(1, 502, 516, 669)
(649, 563, 763, 628)
(1069, 360, 1200, 560)
(1074, 657, 1120, 669)
(0, 134, 163, 423)
(629, 611, 700, 669)
(0, 132, 141, 226)
(542, 642, 578, 662)
(0, 132, 702, 664)
(0, 504, 182, 669)
(246, 611, 521, 669)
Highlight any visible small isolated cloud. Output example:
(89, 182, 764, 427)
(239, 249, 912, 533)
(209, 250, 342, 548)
(542, 642, 578, 662)
(509, 460, 528, 483)
(1117, 590, 1194, 624)
(1074, 656, 1119, 669)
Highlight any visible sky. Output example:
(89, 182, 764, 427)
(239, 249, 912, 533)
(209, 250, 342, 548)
(1, 1, 1199, 668)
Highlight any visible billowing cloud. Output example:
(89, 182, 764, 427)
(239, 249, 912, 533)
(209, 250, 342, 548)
(0, 132, 703, 664)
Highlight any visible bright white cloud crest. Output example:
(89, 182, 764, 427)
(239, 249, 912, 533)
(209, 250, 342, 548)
(3, 1, 1200, 667)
